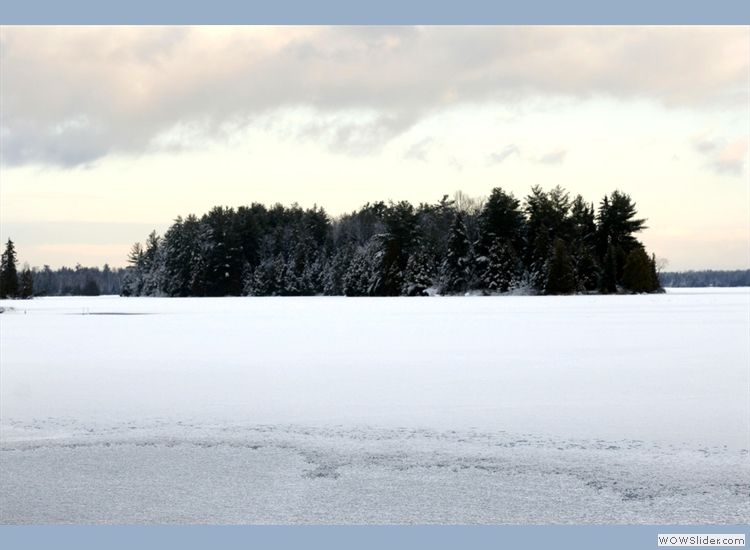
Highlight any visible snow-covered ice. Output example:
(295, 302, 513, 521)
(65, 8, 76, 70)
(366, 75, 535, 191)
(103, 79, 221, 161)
(1, 289, 748, 523)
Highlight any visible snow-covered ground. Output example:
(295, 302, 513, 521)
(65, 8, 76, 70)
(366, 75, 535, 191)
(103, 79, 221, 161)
(1, 289, 748, 524)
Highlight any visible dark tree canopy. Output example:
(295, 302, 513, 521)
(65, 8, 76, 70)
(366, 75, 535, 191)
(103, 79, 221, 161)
(545, 238, 576, 295)
(118, 185, 661, 298)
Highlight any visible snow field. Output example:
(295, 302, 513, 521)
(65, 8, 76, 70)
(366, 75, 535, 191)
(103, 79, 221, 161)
(1, 289, 748, 523)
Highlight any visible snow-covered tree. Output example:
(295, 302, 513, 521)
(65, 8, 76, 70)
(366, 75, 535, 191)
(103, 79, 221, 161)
(485, 239, 520, 293)
(403, 248, 436, 296)
(442, 212, 472, 294)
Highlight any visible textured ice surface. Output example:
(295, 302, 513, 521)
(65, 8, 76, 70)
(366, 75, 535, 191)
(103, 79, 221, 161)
(1, 289, 748, 524)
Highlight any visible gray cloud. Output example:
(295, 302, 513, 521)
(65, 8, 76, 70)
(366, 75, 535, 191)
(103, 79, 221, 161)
(295, 111, 418, 156)
(1, 26, 747, 168)
(692, 134, 748, 176)
(537, 149, 568, 165)
(404, 138, 434, 161)
(488, 145, 520, 165)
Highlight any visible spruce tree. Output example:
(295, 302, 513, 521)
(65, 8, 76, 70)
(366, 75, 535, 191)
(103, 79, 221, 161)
(545, 238, 576, 295)
(1, 239, 20, 298)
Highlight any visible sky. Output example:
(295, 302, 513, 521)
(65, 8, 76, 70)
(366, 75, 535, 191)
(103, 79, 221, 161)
(1, 26, 748, 270)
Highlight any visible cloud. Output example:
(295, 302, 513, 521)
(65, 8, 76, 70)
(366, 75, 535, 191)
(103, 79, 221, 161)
(692, 133, 748, 176)
(1, 26, 747, 168)
(488, 145, 520, 165)
(404, 138, 434, 161)
(712, 138, 749, 176)
(537, 148, 568, 165)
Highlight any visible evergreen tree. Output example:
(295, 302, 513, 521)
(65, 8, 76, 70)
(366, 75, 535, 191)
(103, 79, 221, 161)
(529, 224, 551, 291)
(484, 239, 520, 293)
(545, 238, 576, 295)
(622, 247, 654, 293)
(649, 253, 663, 293)
(202, 206, 244, 296)
(122, 242, 146, 296)
(569, 195, 597, 244)
(599, 242, 618, 294)
(415, 195, 455, 266)
(595, 190, 647, 262)
(524, 185, 572, 262)
(375, 201, 418, 296)
(19, 267, 35, 298)
(343, 244, 378, 296)
(442, 212, 472, 294)
(569, 238, 600, 292)
(141, 232, 165, 296)
(81, 278, 101, 296)
(324, 244, 354, 296)
(478, 188, 525, 260)
(1, 239, 20, 298)
(403, 247, 436, 296)
(303, 256, 326, 295)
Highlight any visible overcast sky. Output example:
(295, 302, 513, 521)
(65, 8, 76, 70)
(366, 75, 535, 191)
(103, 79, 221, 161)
(1, 26, 748, 270)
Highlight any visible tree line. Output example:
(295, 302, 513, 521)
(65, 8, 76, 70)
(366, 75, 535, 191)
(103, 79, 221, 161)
(659, 269, 750, 288)
(0, 239, 126, 298)
(119, 186, 663, 297)
(31, 264, 126, 296)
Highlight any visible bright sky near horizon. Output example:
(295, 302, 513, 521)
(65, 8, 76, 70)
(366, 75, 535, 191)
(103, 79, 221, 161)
(1, 26, 748, 270)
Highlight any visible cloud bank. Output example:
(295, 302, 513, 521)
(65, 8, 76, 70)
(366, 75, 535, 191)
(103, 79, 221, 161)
(1, 26, 747, 168)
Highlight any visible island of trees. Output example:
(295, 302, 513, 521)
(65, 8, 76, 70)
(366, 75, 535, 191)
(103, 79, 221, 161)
(118, 185, 663, 297)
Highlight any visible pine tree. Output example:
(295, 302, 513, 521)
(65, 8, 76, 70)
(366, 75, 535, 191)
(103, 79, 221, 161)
(569, 195, 597, 244)
(595, 190, 647, 262)
(545, 238, 576, 295)
(442, 212, 471, 294)
(1, 239, 20, 299)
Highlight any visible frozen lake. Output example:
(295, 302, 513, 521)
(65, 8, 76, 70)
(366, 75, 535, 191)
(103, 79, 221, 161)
(1, 289, 748, 523)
